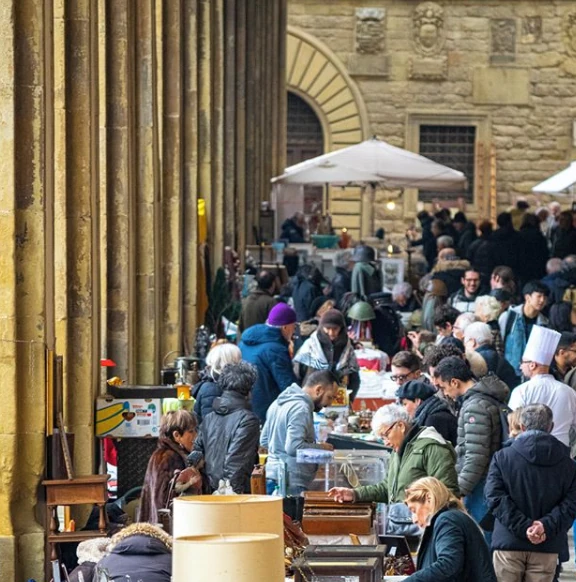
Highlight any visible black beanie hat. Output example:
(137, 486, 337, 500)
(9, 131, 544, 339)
(319, 309, 346, 329)
(396, 380, 436, 402)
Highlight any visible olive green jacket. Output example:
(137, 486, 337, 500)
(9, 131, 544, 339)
(354, 426, 458, 503)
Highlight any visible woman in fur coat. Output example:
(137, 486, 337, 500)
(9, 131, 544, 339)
(139, 409, 201, 524)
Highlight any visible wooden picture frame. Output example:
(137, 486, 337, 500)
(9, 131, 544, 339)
(304, 545, 388, 573)
(380, 257, 404, 292)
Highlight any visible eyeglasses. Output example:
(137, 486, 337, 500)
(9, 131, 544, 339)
(464, 278, 480, 283)
(390, 372, 417, 383)
(381, 422, 398, 440)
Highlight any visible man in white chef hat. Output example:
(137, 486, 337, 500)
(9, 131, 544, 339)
(508, 325, 576, 447)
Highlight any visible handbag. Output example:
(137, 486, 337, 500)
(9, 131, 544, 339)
(385, 502, 421, 537)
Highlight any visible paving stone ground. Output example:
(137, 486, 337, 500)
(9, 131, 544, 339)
(561, 530, 576, 580)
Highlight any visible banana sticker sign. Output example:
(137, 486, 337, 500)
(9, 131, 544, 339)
(96, 397, 161, 438)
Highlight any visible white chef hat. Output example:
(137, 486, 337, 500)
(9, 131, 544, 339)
(522, 325, 561, 366)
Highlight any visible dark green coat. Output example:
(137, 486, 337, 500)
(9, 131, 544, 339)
(407, 506, 497, 582)
(238, 289, 277, 332)
(354, 426, 458, 503)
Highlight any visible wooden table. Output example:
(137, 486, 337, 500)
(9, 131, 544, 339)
(42, 475, 109, 574)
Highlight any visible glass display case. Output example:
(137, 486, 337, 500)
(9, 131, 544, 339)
(308, 450, 390, 492)
(293, 557, 382, 582)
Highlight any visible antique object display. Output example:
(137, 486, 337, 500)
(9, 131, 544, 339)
(293, 556, 382, 582)
(302, 491, 373, 535)
(304, 544, 388, 572)
(309, 450, 390, 491)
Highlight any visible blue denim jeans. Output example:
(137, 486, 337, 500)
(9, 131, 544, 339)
(464, 477, 492, 546)
(266, 478, 306, 496)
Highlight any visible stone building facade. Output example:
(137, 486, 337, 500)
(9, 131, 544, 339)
(0, 1, 286, 580)
(287, 1, 576, 242)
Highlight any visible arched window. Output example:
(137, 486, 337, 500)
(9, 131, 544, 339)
(286, 92, 324, 215)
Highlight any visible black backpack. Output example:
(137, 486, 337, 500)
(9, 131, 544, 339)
(371, 303, 403, 357)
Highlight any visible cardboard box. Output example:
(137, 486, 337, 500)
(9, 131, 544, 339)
(96, 397, 161, 438)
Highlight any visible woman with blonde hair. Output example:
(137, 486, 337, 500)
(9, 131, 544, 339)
(192, 342, 242, 422)
(403, 477, 496, 582)
(475, 294, 505, 355)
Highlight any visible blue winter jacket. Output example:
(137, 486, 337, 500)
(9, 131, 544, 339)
(408, 507, 496, 582)
(239, 324, 297, 423)
(485, 430, 576, 554)
(499, 305, 548, 379)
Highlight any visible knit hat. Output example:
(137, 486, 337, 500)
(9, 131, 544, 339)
(266, 302, 297, 326)
(396, 380, 436, 402)
(319, 309, 346, 329)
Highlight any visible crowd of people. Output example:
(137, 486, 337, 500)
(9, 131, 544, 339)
(71, 201, 576, 582)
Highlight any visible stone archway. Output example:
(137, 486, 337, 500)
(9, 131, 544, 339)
(286, 26, 371, 237)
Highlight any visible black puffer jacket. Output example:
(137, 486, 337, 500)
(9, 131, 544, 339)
(193, 391, 260, 493)
(97, 531, 171, 582)
(456, 374, 510, 496)
(414, 395, 458, 447)
(193, 374, 221, 424)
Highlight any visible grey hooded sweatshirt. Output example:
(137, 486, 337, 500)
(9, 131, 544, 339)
(260, 383, 325, 489)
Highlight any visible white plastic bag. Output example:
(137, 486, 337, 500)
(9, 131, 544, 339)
(212, 479, 236, 495)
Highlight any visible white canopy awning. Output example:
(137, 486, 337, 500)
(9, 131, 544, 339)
(271, 137, 467, 191)
(532, 162, 576, 195)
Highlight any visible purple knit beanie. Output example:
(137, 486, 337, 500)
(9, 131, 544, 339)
(267, 303, 297, 326)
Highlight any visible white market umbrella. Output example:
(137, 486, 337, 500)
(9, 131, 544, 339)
(272, 137, 467, 191)
(271, 160, 382, 186)
(532, 161, 576, 196)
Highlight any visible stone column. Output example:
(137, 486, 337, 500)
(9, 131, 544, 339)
(244, 0, 257, 240)
(183, 0, 200, 348)
(106, 0, 135, 380)
(0, 0, 48, 579)
(211, 0, 225, 264)
(161, 0, 184, 358)
(134, 0, 161, 383)
(198, 0, 212, 250)
(224, 0, 237, 248)
(277, 0, 288, 175)
(64, 0, 101, 477)
(235, 0, 247, 252)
